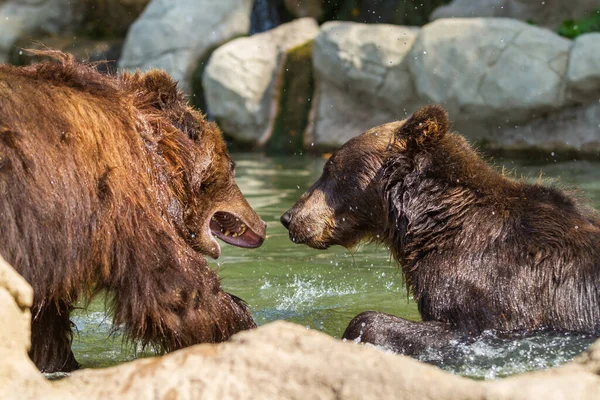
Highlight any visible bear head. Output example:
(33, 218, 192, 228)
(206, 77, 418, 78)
(132, 70, 267, 259)
(280, 105, 449, 249)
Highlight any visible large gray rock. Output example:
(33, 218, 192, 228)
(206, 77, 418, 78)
(431, 0, 600, 30)
(478, 101, 600, 153)
(0, 0, 75, 63)
(567, 33, 600, 101)
(308, 18, 600, 153)
(203, 18, 319, 143)
(409, 18, 572, 121)
(119, 0, 253, 93)
(314, 21, 419, 109)
(312, 79, 401, 148)
(312, 21, 420, 147)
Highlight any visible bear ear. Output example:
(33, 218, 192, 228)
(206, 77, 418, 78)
(395, 105, 450, 148)
(139, 70, 180, 110)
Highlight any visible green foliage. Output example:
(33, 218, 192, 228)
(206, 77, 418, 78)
(558, 9, 600, 39)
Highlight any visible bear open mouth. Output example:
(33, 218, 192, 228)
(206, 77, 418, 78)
(210, 211, 263, 248)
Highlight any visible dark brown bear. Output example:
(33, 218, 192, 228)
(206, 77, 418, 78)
(281, 105, 600, 354)
(0, 51, 266, 373)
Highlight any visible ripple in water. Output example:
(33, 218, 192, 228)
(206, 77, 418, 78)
(416, 331, 596, 379)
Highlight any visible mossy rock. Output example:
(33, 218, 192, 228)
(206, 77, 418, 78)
(190, 44, 223, 115)
(266, 41, 315, 154)
(190, 33, 247, 115)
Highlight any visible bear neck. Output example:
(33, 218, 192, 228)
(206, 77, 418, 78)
(381, 134, 517, 287)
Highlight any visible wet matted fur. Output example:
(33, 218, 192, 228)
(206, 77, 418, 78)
(0, 51, 266, 372)
(281, 105, 600, 354)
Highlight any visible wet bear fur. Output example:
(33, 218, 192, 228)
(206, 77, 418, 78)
(281, 105, 600, 354)
(0, 51, 266, 372)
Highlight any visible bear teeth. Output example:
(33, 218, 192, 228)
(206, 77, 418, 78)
(232, 225, 247, 238)
(217, 222, 247, 238)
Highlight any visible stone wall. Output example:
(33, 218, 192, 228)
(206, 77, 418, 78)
(236, 17, 599, 154)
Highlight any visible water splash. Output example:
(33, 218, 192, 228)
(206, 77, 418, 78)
(417, 331, 595, 379)
(272, 275, 360, 312)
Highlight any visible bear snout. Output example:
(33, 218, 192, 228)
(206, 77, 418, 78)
(280, 212, 332, 249)
(280, 210, 292, 229)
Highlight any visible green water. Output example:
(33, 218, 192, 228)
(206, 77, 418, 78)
(69, 153, 600, 379)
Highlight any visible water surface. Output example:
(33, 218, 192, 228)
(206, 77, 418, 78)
(70, 153, 600, 379)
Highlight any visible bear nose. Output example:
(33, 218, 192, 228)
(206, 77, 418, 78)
(280, 211, 292, 229)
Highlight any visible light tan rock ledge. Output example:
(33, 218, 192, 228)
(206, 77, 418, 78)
(1, 255, 599, 400)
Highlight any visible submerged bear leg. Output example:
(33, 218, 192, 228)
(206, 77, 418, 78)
(342, 311, 462, 355)
(29, 300, 79, 373)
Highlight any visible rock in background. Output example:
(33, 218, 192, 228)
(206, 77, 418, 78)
(1, 0, 148, 70)
(0, 0, 75, 63)
(431, 0, 600, 29)
(307, 18, 600, 155)
(203, 18, 319, 147)
(568, 33, 600, 100)
(409, 19, 571, 120)
(119, 0, 254, 93)
(312, 21, 420, 147)
(1, 1, 599, 155)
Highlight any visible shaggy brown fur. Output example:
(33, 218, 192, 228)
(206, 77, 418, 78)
(281, 105, 600, 354)
(0, 51, 266, 372)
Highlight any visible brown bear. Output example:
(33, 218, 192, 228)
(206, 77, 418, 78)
(281, 105, 600, 354)
(0, 51, 266, 373)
